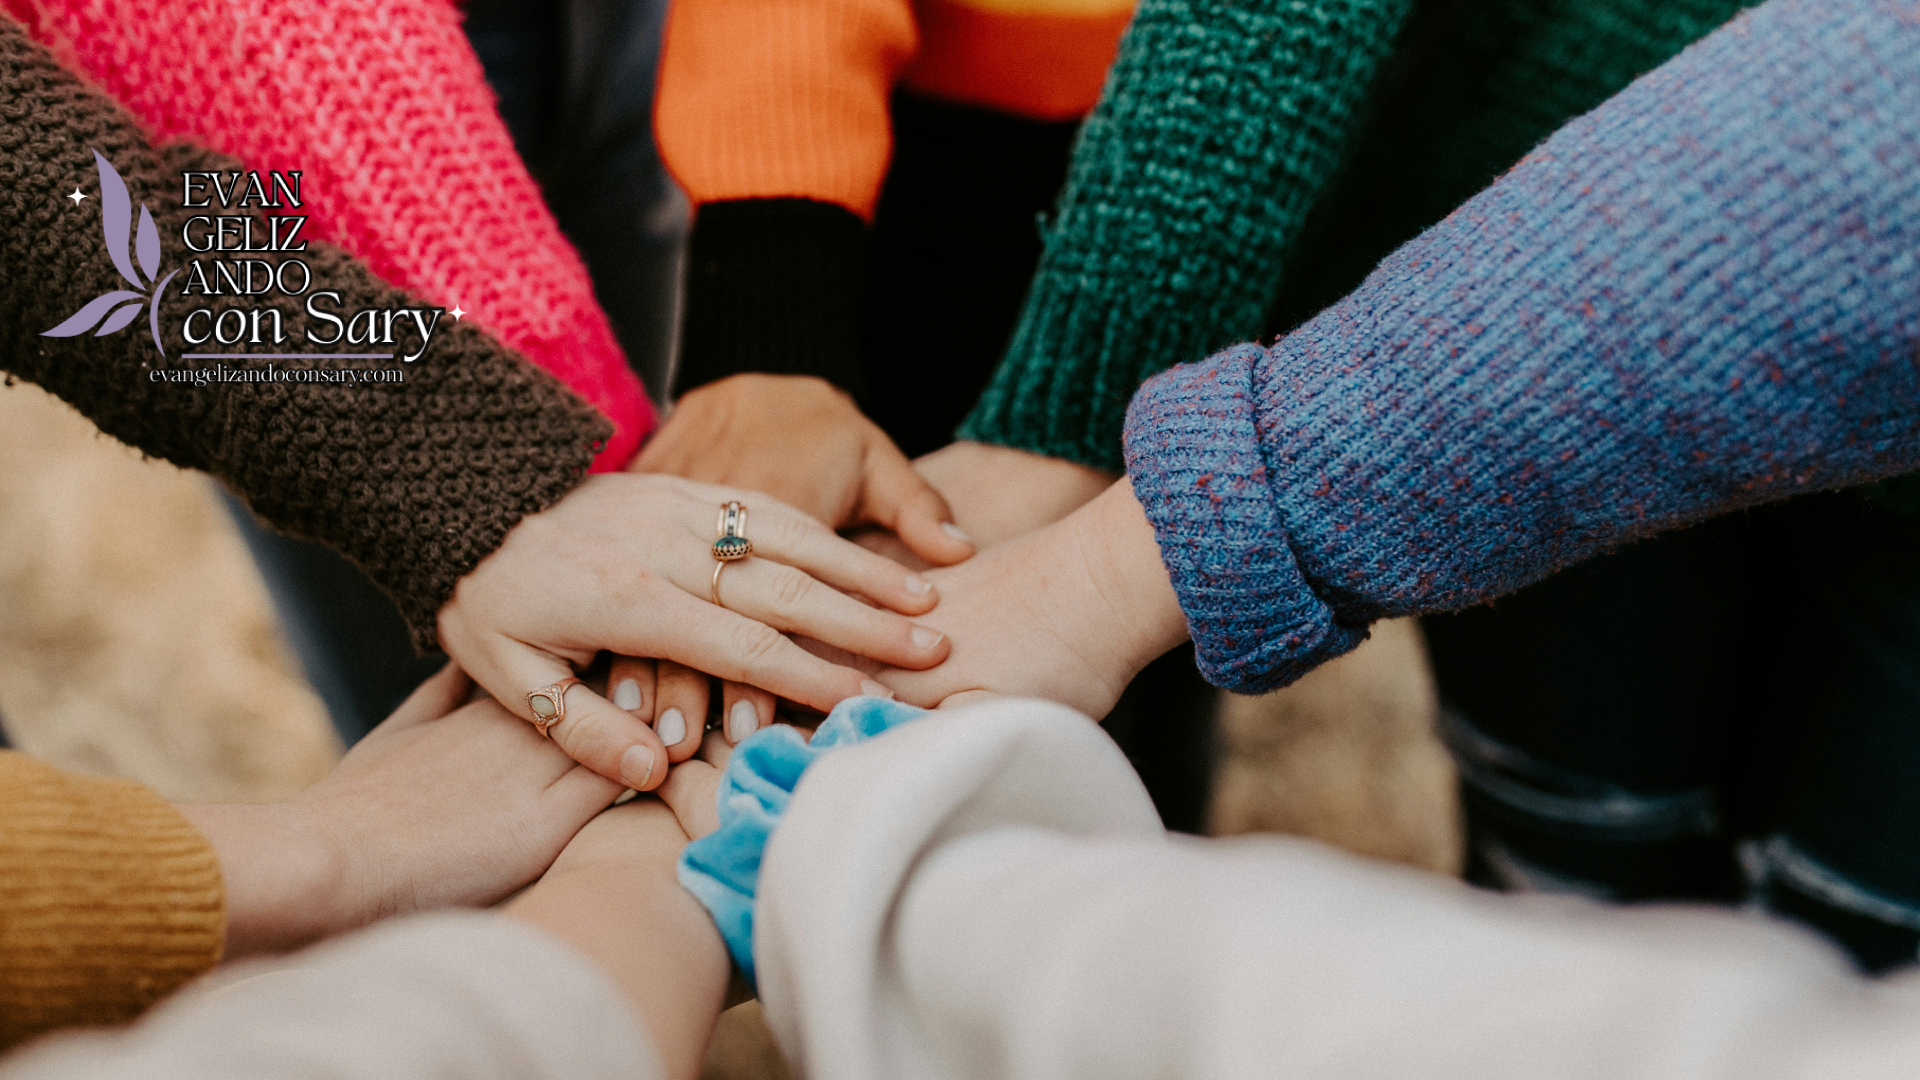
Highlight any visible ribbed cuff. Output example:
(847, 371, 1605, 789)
(0, 755, 224, 1049)
(1122, 344, 1367, 693)
(674, 199, 870, 400)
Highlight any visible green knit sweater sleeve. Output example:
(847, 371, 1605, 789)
(957, 0, 1415, 473)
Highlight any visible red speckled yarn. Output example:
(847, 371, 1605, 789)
(5, 0, 655, 469)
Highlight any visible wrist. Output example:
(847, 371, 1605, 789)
(179, 801, 349, 958)
(1071, 479, 1189, 683)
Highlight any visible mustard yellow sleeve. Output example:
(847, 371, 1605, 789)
(0, 752, 224, 1050)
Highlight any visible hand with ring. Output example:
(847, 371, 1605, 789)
(436, 473, 950, 791)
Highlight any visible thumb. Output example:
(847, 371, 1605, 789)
(860, 444, 975, 566)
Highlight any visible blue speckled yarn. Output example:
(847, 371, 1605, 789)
(1124, 0, 1920, 694)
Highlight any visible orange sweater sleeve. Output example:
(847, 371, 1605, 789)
(655, 0, 918, 220)
(0, 753, 224, 1050)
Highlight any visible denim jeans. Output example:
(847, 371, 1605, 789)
(1427, 491, 1920, 971)
(231, 0, 684, 745)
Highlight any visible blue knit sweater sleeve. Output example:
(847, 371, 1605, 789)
(1123, 0, 1920, 694)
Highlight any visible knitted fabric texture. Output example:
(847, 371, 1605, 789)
(962, 0, 1757, 473)
(678, 696, 927, 988)
(656, 0, 1132, 221)
(0, 752, 224, 1050)
(1123, 0, 1920, 693)
(0, 20, 611, 649)
(5, 0, 654, 469)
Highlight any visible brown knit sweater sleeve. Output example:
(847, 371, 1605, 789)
(0, 18, 612, 648)
(0, 752, 224, 1051)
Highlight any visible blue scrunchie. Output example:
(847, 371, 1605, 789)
(676, 695, 927, 987)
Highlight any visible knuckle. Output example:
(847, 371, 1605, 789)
(763, 511, 810, 552)
(766, 565, 814, 618)
(729, 619, 788, 668)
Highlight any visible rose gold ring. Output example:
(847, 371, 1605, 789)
(712, 559, 730, 608)
(525, 677, 584, 739)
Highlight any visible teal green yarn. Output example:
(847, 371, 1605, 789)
(959, 0, 1416, 474)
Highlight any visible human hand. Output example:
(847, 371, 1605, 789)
(870, 480, 1190, 718)
(622, 378, 972, 750)
(849, 440, 1116, 572)
(913, 440, 1117, 550)
(437, 473, 950, 791)
(506, 797, 730, 1080)
(631, 374, 975, 566)
(181, 664, 625, 959)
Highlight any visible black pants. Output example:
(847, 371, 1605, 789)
(1428, 492, 1920, 971)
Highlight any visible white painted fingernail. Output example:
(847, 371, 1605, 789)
(906, 574, 934, 597)
(619, 745, 656, 790)
(727, 700, 759, 744)
(860, 679, 896, 700)
(911, 626, 944, 650)
(941, 522, 973, 544)
(657, 707, 687, 747)
(613, 677, 643, 712)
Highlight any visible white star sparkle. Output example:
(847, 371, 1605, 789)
(449, 303, 467, 321)
(66, 188, 87, 205)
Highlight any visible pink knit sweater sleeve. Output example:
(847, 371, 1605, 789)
(8, 0, 655, 470)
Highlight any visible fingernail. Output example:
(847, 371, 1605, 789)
(941, 522, 974, 545)
(905, 574, 934, 597)
(911, 626, 944, 650)
(657, 707, 687, 747)
(619, 744, 656, 790)
(860, 679, 896, 700)
(613, 677, 643, 712)
(727, 700, 759, 744)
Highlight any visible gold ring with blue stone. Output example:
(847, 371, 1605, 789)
(712, 501, 751, 606)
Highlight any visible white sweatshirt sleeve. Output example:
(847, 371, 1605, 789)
(753, 699, 1920, 1080)
(0, 912, 660, 1080)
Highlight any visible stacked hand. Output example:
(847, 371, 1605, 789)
(436, 472, 950, 791)
(437, 371, 1155, 794)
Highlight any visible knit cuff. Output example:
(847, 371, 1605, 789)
(0, 754, 224, 1050)
(958, 279, 1248, 474)
(1122, 344, 1368, 693)
(673, 199, 870, 400)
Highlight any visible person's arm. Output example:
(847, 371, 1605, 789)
(0, 913, 665, 1080)
(1, 22, 946, 790)
(1122, 0, 1920, 693)
(0, 753, 224, 1050)
(9, 0, 655, 467)
(0, 798, 726, 1080)
(0, 18, 609, 650)
(955, 0, 1418, 474)
(880, 0, 1920, 712)
(742, 700, 1913, 1080)
(0, 664, 625, 1052)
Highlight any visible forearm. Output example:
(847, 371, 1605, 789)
(756, 702, 1897, 1080)
(175, 804, 341, 960)
(14, 0, 655, 466)
(957, 0, 1416, 472)
(1125, 0, 1920, 692)
(506, 803, 730, 1080)
(0, 754, 223, 1050)
(0, 23, 608, 647)
(0, 914, 659, 1080)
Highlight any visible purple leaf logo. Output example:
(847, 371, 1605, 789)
(42, 150, 179, 356)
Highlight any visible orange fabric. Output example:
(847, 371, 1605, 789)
(900, 0, 1131, 120)
(656, 0, 917, 220)
(655, 0, 1135, 220)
